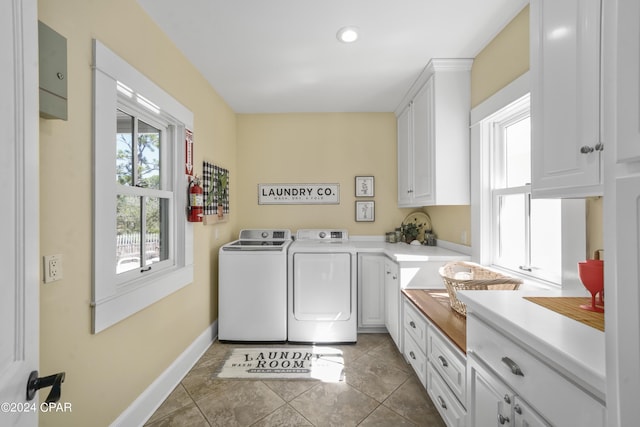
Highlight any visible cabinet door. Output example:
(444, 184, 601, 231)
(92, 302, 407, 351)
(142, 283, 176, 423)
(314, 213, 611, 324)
(358, 254, 386, 328)
(530, 0, 602, 197)
(467, 356, 513, 427)
(397, 104, 413, 206)
(412, 76, 435, 205)
(384, 259, 400, 348)
(513, 397, 550, 427)
(616, 0, 640, 162)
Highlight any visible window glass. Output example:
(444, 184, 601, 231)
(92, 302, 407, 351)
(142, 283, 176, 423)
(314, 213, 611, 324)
(497, 193, 526, 268)
(530, 199, 562, 281)
(505, 117, 531, 188)
(116, 194, 141, 274)
(137, 120, 161, 190)
(116, 110, 134, 186)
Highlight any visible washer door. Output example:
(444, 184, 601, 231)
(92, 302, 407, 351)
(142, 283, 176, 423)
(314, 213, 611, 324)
(292, 252, 352, 321)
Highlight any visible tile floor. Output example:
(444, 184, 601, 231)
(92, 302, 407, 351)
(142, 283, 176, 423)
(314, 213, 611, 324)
(144, 333, 446, 427)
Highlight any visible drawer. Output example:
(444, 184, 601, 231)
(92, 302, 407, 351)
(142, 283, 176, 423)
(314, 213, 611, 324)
(404, 329, 427, 388)
(403, 300, 428, 353)
(427, 362, 467, 427)
(467, 315, 606, 427)
(428, 325, 466, 405)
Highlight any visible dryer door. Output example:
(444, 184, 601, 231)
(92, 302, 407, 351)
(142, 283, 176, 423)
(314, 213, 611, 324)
(293, 252, 352, 321)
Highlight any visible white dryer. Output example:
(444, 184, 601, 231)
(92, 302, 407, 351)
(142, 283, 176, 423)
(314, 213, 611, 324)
(287, 229, 357, 343)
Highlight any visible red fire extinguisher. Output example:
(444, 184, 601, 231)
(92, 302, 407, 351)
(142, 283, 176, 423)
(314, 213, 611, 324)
(187, 175, 204, 222)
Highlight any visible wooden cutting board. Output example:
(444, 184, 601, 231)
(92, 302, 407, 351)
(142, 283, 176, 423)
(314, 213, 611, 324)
(524, 297, 604, 332)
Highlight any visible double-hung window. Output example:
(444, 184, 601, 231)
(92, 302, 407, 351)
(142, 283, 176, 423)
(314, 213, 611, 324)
(471, 73, 586, 288)
(489, 99, 561, 283)
(92, 40, 193, 333)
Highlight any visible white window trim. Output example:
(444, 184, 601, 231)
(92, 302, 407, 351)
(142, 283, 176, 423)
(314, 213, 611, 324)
(92, 39, 194, 333)
(470, 72, 586, 290)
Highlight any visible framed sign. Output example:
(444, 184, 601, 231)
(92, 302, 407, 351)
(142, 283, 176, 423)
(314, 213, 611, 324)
(355, 176, 374, 197)
(355, 201, 375, 222)
(258, 183, 340, 205)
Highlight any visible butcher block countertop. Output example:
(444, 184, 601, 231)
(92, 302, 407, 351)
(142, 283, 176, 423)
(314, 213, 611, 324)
(402, 289, 466, 353)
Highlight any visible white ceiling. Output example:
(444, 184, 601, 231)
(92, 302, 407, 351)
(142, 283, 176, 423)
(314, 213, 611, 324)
(137, 0, 528, 114)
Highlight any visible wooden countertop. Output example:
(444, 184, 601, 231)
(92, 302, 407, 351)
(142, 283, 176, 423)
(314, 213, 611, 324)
(402, 289, 466, 353)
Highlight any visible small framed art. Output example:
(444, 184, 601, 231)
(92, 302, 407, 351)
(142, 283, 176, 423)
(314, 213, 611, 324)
(355, 201, 375, 222)
(355, 176, 374, 197)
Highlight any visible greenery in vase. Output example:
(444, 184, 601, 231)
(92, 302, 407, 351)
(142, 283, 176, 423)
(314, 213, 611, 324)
(401, 221, 424, 242)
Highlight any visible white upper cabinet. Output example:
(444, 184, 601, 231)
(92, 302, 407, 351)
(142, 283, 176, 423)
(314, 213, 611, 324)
(616, 0, 640, 163)
(396, 59, 472, 207)
(530, 0, 603, 198)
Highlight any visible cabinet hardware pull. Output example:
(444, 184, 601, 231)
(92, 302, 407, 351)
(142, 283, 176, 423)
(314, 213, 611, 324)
(501, 356, 524, 377)
(595, 142, 604, 151)
(580, 145, 595, 154)
(498, 414, 510, 425)
(514, 404, 522, 415)
(409, 351, 416, 360)
(437, 396, 447, 409)
(438, 355, 448, 367)
(503, 394, 511, 404)
(409, 321, 416, 328)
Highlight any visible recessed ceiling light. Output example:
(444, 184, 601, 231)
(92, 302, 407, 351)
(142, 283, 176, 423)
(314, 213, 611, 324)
(336, 26, 359, 43)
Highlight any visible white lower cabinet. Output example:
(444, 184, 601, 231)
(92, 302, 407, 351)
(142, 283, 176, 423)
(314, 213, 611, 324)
(403, 297, 467, 427)
(427, 363, 467, 427)
(357, 254, 386, 330)
(466, 314, 605, 427)
(404, 329, 427, 387)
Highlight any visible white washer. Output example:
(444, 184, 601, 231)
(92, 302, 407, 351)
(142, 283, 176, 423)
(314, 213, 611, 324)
(219, 229, 292, 342)
(288, 229, 357, 343)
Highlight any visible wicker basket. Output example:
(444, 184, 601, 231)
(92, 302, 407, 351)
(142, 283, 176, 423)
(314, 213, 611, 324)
(439, 261, 523, 316)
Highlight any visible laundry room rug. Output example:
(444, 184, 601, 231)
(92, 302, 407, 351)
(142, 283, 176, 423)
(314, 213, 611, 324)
(216, 347, 345, 381)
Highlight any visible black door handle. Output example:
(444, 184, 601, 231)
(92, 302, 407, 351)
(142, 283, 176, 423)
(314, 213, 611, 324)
(26, 370, 66, 403)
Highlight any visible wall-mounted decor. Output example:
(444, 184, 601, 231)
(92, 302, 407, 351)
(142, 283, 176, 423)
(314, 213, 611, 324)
(355, 176, 374, 197)
(355, 201, 375, 222)
(203, 161, 229, 220)
(258, 183, 340, 205)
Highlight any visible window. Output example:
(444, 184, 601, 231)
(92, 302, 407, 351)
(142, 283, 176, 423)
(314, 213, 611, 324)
(470, 73, 586, 288)
(490, 104, 561, 283)
(92, 40, 193, 333)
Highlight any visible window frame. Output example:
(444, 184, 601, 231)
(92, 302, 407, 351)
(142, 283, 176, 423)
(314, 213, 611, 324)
(92, 39, 194, 333)
(470, 72, 586, 289)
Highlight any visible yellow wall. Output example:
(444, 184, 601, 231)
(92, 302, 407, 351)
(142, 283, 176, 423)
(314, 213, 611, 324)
(236, 113, 414, 234)
(38, 1, 236, 425)
(471, 6, 530, 108)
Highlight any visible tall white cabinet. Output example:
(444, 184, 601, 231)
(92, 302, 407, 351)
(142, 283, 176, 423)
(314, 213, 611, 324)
(396, 59, 472, 207)
(603, 0, 640, 425)
(530, 0, 603, 198)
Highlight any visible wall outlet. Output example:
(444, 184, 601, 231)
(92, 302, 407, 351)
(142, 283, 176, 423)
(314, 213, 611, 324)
(43, 254, 63, 283)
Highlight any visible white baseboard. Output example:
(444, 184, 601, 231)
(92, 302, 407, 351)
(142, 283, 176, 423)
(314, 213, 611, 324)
(110, 320, 218, 427)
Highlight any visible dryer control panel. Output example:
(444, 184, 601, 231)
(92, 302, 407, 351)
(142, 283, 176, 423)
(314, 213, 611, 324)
(296, 229, 349, 241)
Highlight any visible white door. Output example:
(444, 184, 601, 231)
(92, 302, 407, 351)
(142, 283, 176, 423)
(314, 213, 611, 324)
(293, 253, 352, 321)
(0, 1, 39, 426)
